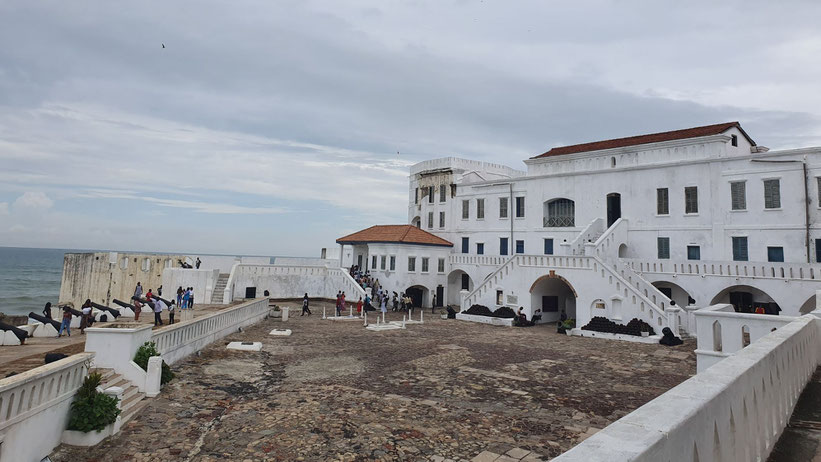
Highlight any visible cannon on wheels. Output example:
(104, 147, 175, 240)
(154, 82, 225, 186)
(0, 321, 28, 345)
(113, 299, 135, 310)
(28, 312, 61, 331)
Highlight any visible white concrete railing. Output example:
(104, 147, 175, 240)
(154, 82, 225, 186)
(449, 254, 509, 267)
(566, 217, 604, 256)
(0, 352, 94, 462)
(151, 297, 270, 365)
(462, 255, 518, 309)
(625, 258, 821, 281)
(591, 256, 670, 330)
(589, 217, 628, 261)
(554, 313, 821, 462)
(328, 268, 367, 299)
(222, 262, 240, 304)
(694, 304, 799, 372)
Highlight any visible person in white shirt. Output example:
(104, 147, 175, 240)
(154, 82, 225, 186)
(152, 297, 166, 326)
(81, 299, 93, 334)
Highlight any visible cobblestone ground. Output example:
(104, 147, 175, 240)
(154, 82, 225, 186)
(52, 302, 695, 461)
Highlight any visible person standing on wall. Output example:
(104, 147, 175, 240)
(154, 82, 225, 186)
(182, 287, 190, 310)
(134, 282, 143, 299)
(196, 257, 201, 269)
(188, 288, 194, 310)
(177, 286, 183, 308)
(302, 293, 312, 316)
(57, 306, 72, 337)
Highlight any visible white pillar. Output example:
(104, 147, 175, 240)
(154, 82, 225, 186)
(665, 306, 682, 336)
(145, 356, 163, 398)
(282, 306, 289, 322)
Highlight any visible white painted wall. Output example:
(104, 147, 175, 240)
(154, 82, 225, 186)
(161, 268, 219, 305)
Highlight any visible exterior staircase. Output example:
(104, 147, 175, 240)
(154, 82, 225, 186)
(91, 368, 148, 424)
(211, 273, 229, 303)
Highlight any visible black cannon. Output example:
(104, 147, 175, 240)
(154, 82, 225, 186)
(113, 299, 136, 310)
(59, 305, 83, 317)
(131, 296, 155, 309)
(28, 312, 61, 331)
(0, 321, 28, 344)
(90, 302, 120, 318)
(152, 295, 174, 307)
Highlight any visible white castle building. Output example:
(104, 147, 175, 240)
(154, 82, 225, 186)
(337, 122, 821, 335)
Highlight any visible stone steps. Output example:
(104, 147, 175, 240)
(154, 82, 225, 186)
(90, 368, 147, 424)
(211, 273, 230, 303)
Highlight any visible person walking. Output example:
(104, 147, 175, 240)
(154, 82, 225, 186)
(43, 302, 53, 320)
(168, 301, 175, 324)
(58, 306, 72, 337)
(380, 296, 388, 316)
(195, 257, 201, 269)
(133, 298, 142, 321)
(80, 299, 92, 334)
(335, 291, 342, 317)
(134, 282, 143, 299)
(431, 294, 437, 314)
(341, 292, 347, 316)
(356, 297, 363, 315)
(176, 286, 183, 308)
(182, 288, 190, 310)
(152, 296, 166, 326)
(302, 293, 311, 316)
(188, 288, 194, 310)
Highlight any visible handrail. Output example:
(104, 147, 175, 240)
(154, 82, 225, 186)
(461, 255, 517, 308)
(567, 218, 604, 256)
(624, 258, 821, 281)
(222, 262, 240, 304)
(593, 255, 669, 322)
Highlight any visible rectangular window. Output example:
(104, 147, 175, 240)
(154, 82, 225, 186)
(685, 186, 698, 214)
(389, 256, 396, 271)
(515, 197, 525, 218)
(439, 211, 445, 228)
(428, 186, 434, 204)
(544, 238, 554, 255)
(477, 243, 484, 255)
(380, 255, 386, 270)
(437, 258, 445, 273)
(427, 211, 433, 229)
(408, 257, 416, 272)
(817, 178, 821, 207)
(687, 245, 700, 260)
(421, 257, 429, 273)
(461, 237, 469, 254)
(461, 273, 470, 290)
(414, 187, 418, 204)
(439, 184, 447, 203)
(730, 181, 746, 211)
(816, 239, 821, 263)
(462, 200, 469, 219)
(372, 255, 377, 269)
(764, 179, 781, 209)
(499, 197, 508, 218)
(657, 237, 670, 259)
(732, 237, 748, 261)
(767, 246, 784, 262)
(657, 188, 669, 215)
(731, 134, 738, 147)
(477, 199, 485, 219)
(515, 240, 525, 254)
(500, 237, 509, 256)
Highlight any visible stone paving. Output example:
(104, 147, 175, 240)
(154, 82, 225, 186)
(51, 301, 696, 461)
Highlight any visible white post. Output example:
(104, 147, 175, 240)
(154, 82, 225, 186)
(382, 311, 385, 325)
(420, 311, 424, 323)
(364, 311, 368, 327)
(145, 356, 162, 398)
(282, 306, 289, 322)
(402, 315, 406, 329)
(323, 306, 326, 319)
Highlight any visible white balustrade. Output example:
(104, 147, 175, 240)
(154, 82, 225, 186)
(626, 258, 820, 281)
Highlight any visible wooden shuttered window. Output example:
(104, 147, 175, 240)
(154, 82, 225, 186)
(764, 179, 781, 209)
(730, 182, 746, 211)
(732, 237, 748, 261)
(657, 237, 670, 259)
(477, 199, 485, 219)
(656, 188, 669, 215)
(685, 187, 698, 214)
(499, 197, 508, 218)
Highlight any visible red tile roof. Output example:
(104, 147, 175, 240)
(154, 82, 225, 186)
(337, 225, 453, 247)
(532, 122, 754, 159)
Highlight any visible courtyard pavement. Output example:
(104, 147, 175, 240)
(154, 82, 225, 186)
(51, 301, 696, 461)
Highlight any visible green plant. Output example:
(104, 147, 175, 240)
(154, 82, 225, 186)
(562, 318, 576, 329)
(134, 342, 174, 385)
(67, 373, 121, 432)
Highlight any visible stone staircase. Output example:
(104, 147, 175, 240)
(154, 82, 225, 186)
(91, 368, 148, 424)
(211, 273, 229, 303)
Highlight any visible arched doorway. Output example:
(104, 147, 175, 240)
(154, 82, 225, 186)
(411, 216, 421, 228)
(446, 270, 473, 306)
(529, 274, 577, 323)
(652, 281, 695, 308)
(606, 193, 621, 227)
(618, 243, 629, 258)
(799, 295, 816, 315)
(405, 285, 428, 309)
(710, 285, 779, 314)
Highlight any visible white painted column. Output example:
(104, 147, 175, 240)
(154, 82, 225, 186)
(665, 306, 682, 336)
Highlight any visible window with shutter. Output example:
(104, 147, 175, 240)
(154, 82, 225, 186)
(390, 256, 396, 271)
(732, 237, 748, 261)
(408, 257, 416, 272)
(685, 187, 698, 214)
(545, 198, 575, 227)
(767, 246, 784, 262)
(657, 237, 670, 259)
(421, 258, 429, 273)
(462, 200, 469, 219)
(817, 178, 821, 207)
(515, 197, 525, 218)
(730, 182, 746, 211)
(500, 237, 508, 256)
(439, 211, 445, 228)
(515, 240, 524, 254)
(428, 186, 434, 203)
(427, 211, 433, 229)
(764, 179, 781, 209)
(816, 239, 821, 263)
(437, 258, 444, 273)
(544, 238, 554, 255)
(477, 199, 485, 219)
(499, 197, 508, 218)
(687, 245, 700, 260)
(461, 237, 469, 254)
(656, 188, 669, 215)
(439, 184, 447, 203)
(477, 243, 484, 255)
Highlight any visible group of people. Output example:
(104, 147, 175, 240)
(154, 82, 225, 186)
(49, 299, 95, 338)
(175, 286, 196, 310)
(133, 282, 177, 326)
(349, 265, 378, 292)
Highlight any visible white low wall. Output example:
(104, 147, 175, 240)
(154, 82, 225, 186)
(151, 297, 271, 365)
(694, 304, 798, 372)
(224, 265, 366, 303)
(84, 324, 154, 392)
(0, 353, 93, 462)
(161, 268, 219, 306)
(554, 313, 821, 462)
(455, 313, 514, 326)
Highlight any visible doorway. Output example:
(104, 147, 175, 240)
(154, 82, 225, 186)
(436, 286, 444, 307)
(607, 193, 621, 227)
(406, 286, 425, 308)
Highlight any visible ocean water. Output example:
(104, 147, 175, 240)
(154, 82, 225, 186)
(0, 247, 69, 317)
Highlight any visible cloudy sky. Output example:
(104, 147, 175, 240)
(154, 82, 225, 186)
(1, 0, 820, 256)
